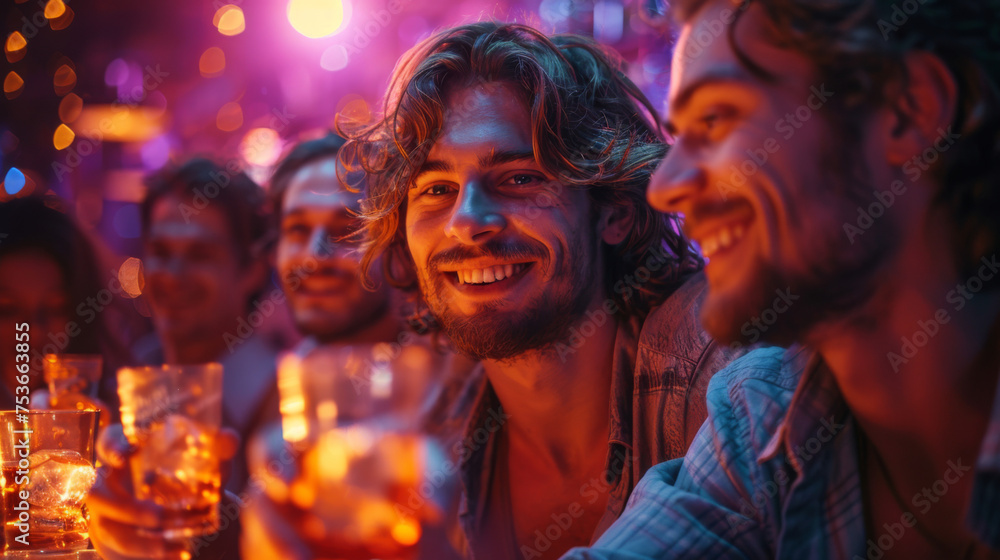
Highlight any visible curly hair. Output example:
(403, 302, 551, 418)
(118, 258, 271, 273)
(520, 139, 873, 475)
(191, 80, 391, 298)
(673, 0, 1000, 280)
(339, 22, 703, 321)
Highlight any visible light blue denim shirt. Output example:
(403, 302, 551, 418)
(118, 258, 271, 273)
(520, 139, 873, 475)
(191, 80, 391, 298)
(561, 345, 1000, 559)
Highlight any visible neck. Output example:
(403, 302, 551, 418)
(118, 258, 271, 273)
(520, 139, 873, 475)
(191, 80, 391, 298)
(483, 299, 616, 475)
(815, 214, 1000, 474)
(328, 310, 403, 345)
(162, 334, 231, 365)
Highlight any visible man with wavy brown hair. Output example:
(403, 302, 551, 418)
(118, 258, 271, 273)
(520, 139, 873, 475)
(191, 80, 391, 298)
(563, 0, 1000, 558)
(242, 21, 743, 560)
(340, 21, 745, 560)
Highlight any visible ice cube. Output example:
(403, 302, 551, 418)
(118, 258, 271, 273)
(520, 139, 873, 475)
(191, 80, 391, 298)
(25, 449, 97, 509)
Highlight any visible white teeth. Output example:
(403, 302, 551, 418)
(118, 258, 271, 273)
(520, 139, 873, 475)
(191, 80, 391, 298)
(700, 224, 748, 259)
(453, 263, 527, 285)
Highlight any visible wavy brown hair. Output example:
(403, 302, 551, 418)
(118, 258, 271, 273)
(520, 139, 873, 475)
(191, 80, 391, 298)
(339, 22, 703, 322)
(672, 0, 1000, 280)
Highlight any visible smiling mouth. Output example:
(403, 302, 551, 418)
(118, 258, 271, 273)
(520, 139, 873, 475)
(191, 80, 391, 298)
(696, 220, 751, 259)
(445, 263, 532, 285)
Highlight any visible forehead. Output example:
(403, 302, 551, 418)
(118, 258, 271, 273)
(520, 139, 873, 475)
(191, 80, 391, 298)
(428, 82, 533, 161)
(669, 0, 816, 108)
(147, 193, 233, 244)
(282, 157, 359, 214)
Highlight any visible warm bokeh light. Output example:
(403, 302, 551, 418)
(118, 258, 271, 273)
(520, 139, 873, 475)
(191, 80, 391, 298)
(49, 6, 74, 30)
(216, 102, 243, 131)
(44, 0, 66, 19)
(214, 5, 246, 36)
(278, 354, 308, 444)
(390, 517, 422, 546)
(4, 71, 24, 99)
(54, 64, 77, 95)
(59, 93, 83, 123)
(118, 257, 145, 298)
(53, 124, 75, 150)
(3, 167, 25, 196)
(287, 0, 345, 38)
(240, 127, 283, 166)
(73, 105, 166, 142)
(5, 32, 26, 63)
(199, 47, 226, 78)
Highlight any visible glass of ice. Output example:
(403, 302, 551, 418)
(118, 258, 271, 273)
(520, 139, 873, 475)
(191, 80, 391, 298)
(275, 345, 444, 559)
(43, 354, 111, 430)
(116, 363, 224, 542)
(0, 409, 99, 557)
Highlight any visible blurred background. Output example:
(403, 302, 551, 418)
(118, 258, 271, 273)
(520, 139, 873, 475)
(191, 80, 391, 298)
(0, 0, 674, 311)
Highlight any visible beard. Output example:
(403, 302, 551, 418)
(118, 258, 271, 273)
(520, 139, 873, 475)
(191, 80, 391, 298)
(417, 232, 598, 362)
(702, 199, 899, 349)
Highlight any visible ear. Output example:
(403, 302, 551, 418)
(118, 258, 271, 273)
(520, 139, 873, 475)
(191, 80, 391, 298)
(599, 204, 634, 245)
(885, 51, 958, 166)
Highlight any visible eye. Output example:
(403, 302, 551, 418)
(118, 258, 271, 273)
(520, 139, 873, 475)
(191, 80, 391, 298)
(417, 183, 455, 198)
(502, 173, 544, 187)
(282, 223, 311, 238)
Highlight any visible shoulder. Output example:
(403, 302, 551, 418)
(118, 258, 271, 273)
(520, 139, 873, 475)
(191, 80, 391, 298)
(703, 346, 806, 454)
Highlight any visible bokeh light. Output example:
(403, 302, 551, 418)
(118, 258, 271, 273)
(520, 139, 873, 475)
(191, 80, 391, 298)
(141, 135, 172, 169)
(4, 71, 24, 100)
(214, 5, 246, 36)
(49, 6, 74, 30)
(118, 257, 145, 298)
(104, 58, 129, 87)
(53, 124, 75, 150)
(199, 47, 226, 77)
(74, 105, 165, 142)
(216, 102, 244, 131)
(240, 128, 283, 167)
(44, 0, 67, 19)
(3, 167, 25, 196)
(287, 0, 346, 39)
(54, 64, 77, 95)
(320, 45, 349, 71)
(5, 32, 26, 63)
(59, 93, 83, 123)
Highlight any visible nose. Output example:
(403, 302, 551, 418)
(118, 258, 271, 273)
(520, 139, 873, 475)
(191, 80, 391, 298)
(444, 181, 507, 245)
(647, 145, 707, 215)
(306, 227, 350, 261)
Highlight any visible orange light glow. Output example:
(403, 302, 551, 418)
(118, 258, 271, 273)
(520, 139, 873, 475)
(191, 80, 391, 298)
(216, 102, 243, 132)
(118, 257, 144, 298)
(53, 124, 75, 150)
(240, 127, 282, 166)
(4, 71, 24, 99)
(49, 6, 74, 30)
(199, 47, 226, 77)
(44, 0, 66, 19)
(72, 105, 167, 142)
(59, 93, 83, 123)
(390, 518, 421, 546)
(53, 64, 76, 95)
(214, 5, 246, 36)
(5, 32, 26, 52)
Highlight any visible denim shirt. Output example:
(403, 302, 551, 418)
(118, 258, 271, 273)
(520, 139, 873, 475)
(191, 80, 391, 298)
(561, 346, 1000, 559)
(422, 272, 745, 559)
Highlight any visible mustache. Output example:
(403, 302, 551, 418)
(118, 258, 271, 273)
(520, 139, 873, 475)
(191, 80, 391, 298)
(429, 239, 547, 270)
(286, 264, 356, 284)
(685, 198, 755, 228)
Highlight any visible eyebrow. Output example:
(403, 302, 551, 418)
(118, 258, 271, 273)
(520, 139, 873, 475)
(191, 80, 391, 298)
(411, 149, 537, 187)
(664, 69, 753, 134)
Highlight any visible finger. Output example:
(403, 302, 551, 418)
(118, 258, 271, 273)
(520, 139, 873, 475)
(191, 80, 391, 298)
(97, 423, 132, 469)
(240, 497, 313, 560)
(86, 467, 164, 528)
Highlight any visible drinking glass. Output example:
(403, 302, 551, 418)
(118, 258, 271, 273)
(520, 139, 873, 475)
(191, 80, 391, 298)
(0, 410, 99, 557)
(116, 363, 224, 541)
(43, 355, 111, 429)
(276, 344, 443, 559)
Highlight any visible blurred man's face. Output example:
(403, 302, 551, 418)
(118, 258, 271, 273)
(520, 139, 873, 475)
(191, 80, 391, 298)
(144, 195, 252, 347)
(0, 250, 70, 389)
(648, 0, 897, 346)
(404, 82, 607, 361)
(276, 157, 391, 342)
